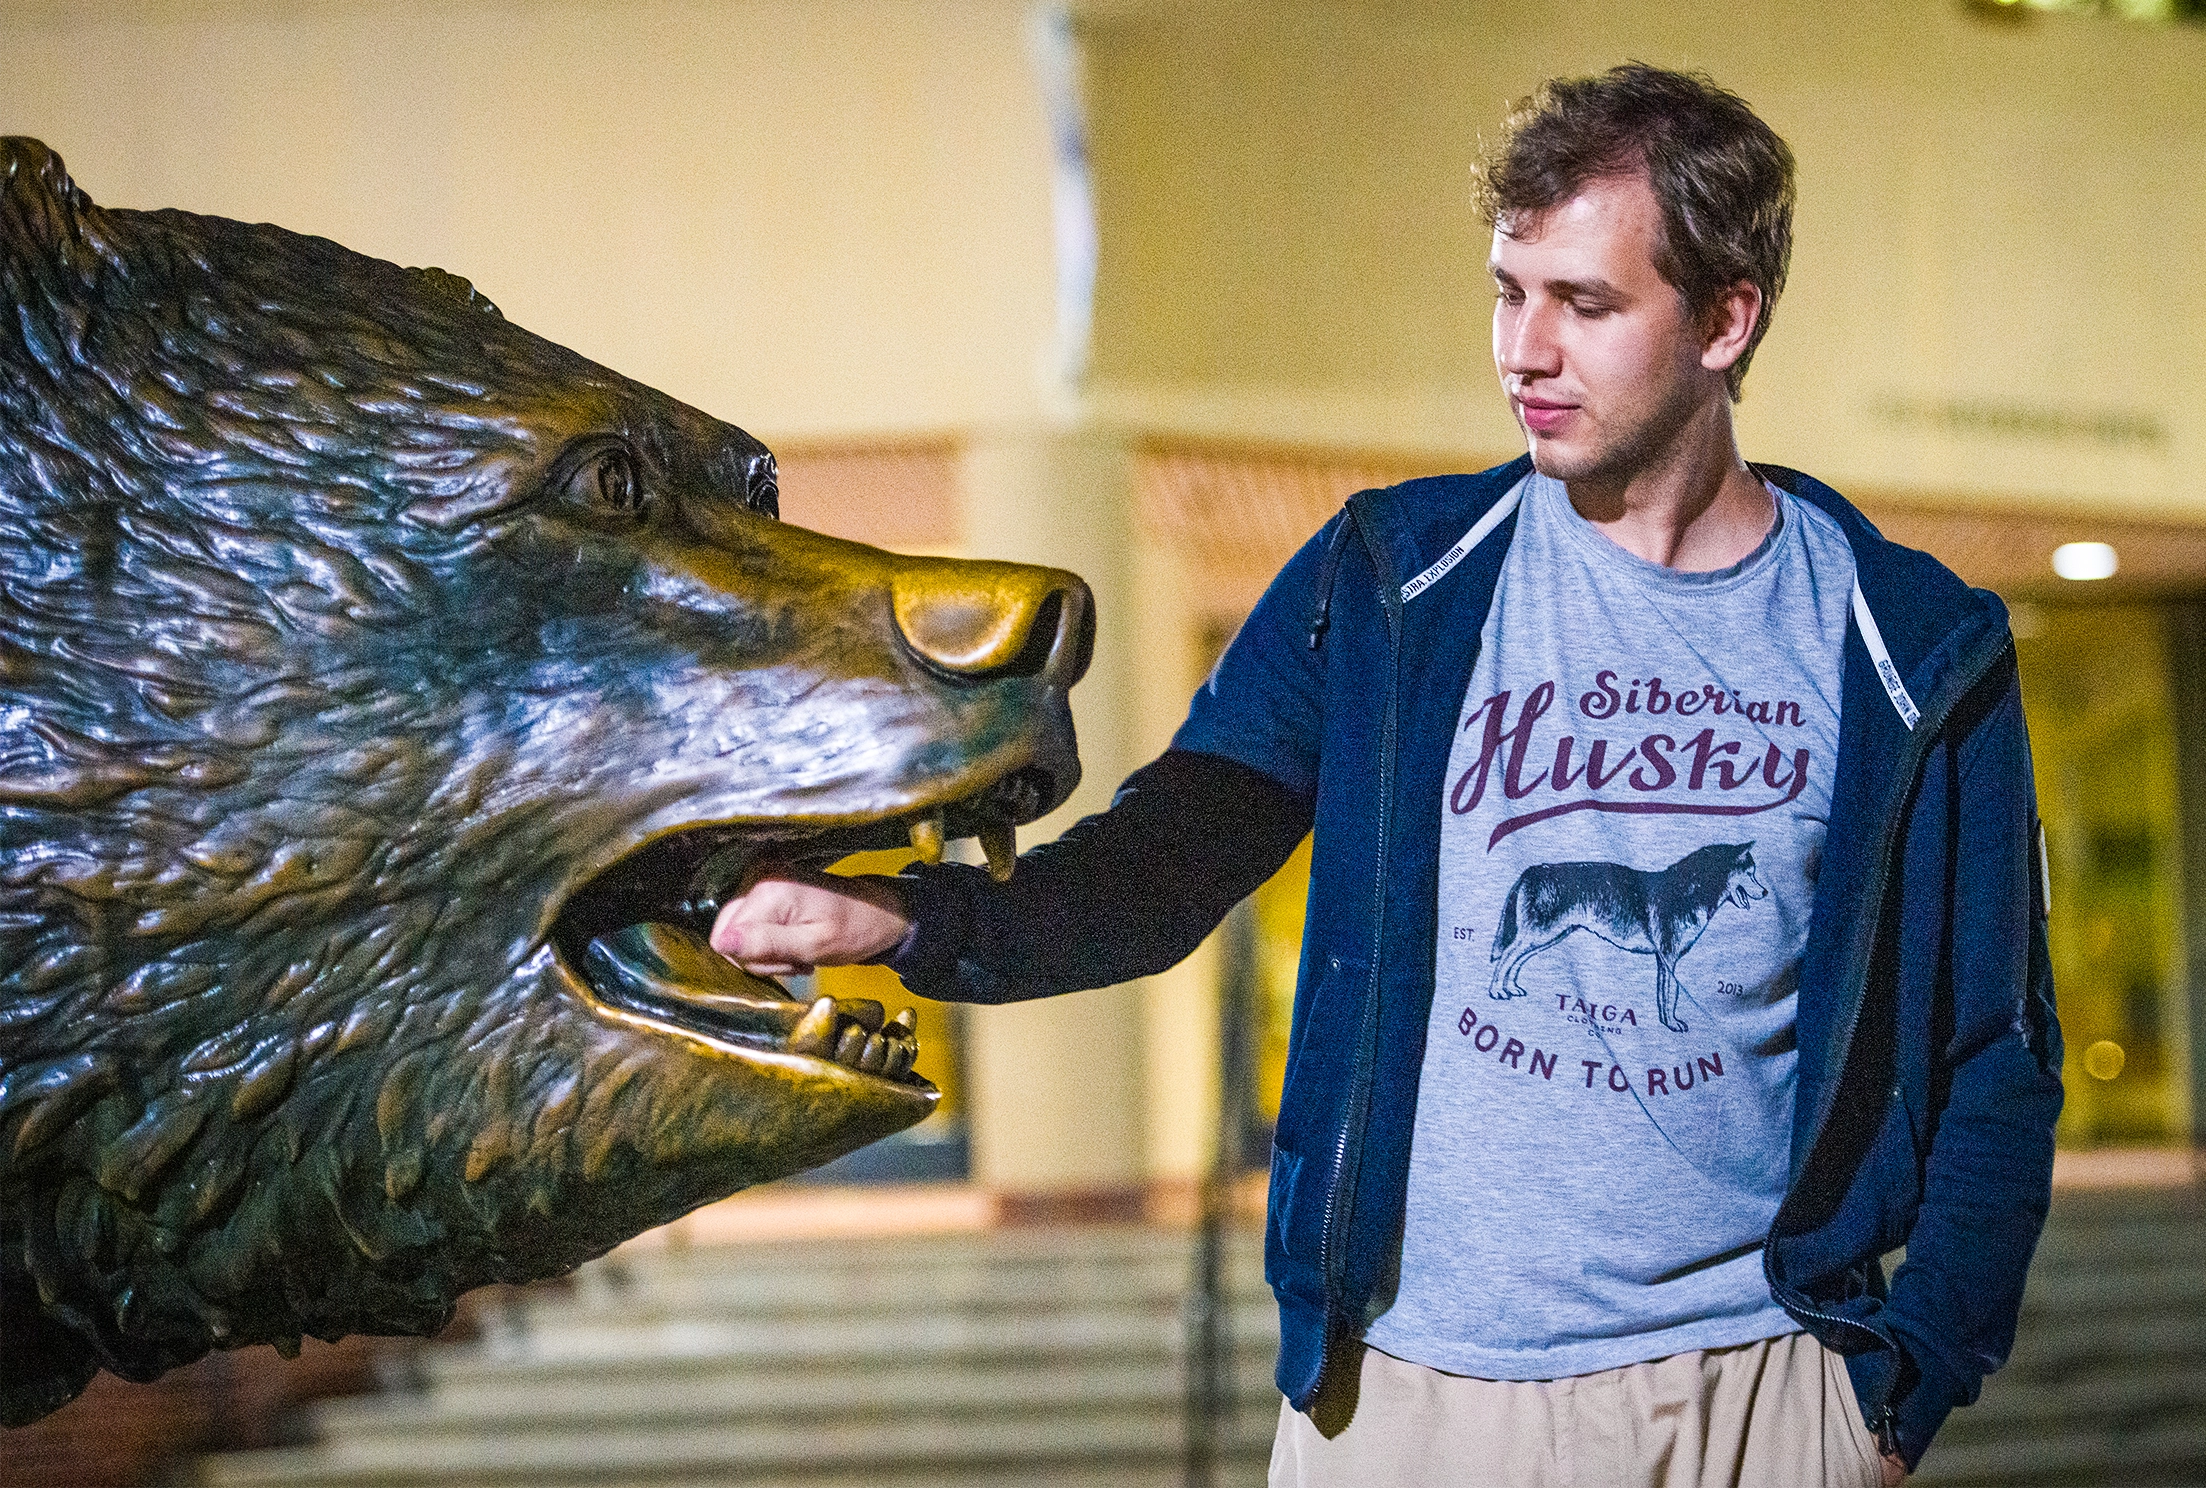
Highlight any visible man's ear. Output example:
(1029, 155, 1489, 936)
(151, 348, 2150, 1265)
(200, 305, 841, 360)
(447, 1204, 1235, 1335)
(1, 137, 107, 282)
(1699, 281, 1763, 377)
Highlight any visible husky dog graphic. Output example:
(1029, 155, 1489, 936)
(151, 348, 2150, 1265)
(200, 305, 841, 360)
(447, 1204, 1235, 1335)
(1487, 842, 1768, 1033)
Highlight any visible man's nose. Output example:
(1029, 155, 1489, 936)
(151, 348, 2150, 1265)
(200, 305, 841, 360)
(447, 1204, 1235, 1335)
(1496, 300, 1563, 379)
(889, 558, 1094, 689)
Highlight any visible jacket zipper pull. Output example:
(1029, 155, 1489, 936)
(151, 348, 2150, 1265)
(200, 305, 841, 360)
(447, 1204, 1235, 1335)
(1873, 1402, 1900, 1461)
(1306, 510, 1354, 651)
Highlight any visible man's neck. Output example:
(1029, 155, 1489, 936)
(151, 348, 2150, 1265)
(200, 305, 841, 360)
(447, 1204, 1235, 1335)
(1562, 406, 1774, 572)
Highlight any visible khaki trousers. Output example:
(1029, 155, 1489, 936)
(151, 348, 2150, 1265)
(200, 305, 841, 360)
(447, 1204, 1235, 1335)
(1270, 1332, 1885, 1488)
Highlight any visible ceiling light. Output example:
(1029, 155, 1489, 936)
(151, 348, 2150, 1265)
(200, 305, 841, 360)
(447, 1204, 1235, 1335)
(2052, 541, 2118, 581)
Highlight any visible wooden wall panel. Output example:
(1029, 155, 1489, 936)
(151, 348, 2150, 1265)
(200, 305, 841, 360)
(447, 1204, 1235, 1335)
(0, 1337, 386, 1488)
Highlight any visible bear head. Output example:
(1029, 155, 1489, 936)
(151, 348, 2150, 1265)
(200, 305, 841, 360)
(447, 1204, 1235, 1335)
(0, 138, 1090, 1422)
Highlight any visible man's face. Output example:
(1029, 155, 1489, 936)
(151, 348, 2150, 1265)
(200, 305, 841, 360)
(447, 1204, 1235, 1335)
(1490, 172, 1724, 489)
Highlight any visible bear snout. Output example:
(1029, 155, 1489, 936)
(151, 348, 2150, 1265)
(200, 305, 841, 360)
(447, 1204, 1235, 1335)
(889, 558, 1094, 687)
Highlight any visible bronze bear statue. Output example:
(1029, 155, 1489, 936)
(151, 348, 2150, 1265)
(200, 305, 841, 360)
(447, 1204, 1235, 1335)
(0, 138, 1091, 1424)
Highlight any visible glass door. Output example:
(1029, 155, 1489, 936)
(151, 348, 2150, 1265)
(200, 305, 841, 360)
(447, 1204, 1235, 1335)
(2015, 602, 2194, 1146)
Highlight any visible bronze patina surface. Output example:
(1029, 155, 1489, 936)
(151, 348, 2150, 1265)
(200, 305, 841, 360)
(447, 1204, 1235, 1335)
(0, 138, 1091, 1424)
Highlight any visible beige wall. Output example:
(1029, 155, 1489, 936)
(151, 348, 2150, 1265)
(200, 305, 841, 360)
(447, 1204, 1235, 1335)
(1080, 0, 2206, 517)
(3, 0, 1064, 440)
(956, 429, 1150, 1188)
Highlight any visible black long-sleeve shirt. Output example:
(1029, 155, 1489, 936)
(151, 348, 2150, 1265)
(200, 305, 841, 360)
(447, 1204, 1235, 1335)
(886, 748, 1313, 1002)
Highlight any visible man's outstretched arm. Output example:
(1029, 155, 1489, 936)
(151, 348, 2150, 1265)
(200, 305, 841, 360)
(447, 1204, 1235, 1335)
(714, 507, 1347, 997)
(713, 747, 1316, 1002)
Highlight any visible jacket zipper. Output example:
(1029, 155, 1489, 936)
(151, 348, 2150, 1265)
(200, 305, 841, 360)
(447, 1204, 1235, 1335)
(1313, 500, 1406, 1379)
(1765, 628, 2016, 1434)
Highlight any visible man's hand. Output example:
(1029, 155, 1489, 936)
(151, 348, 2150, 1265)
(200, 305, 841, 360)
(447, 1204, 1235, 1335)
(1880, 1451, 1907, 1486)
(709, 869, 913, 976)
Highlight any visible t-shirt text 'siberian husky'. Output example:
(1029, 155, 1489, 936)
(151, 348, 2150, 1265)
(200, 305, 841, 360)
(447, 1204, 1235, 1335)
(1361, 471, 1854, 1381)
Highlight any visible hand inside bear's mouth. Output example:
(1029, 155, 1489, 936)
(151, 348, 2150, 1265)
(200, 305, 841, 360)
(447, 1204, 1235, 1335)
(546, 768, 1053, 1087)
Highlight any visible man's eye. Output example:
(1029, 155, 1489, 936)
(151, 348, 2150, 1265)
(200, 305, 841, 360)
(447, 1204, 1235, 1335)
(1572, 303, 1613, 319)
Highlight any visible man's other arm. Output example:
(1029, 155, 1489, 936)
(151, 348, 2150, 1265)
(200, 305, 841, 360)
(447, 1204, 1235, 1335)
(1878, 667, 2065, 1467)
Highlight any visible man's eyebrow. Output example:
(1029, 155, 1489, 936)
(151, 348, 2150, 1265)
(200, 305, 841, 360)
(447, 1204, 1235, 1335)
(1548, 276, 1621, 300)
(1488, 268, 1623, 302)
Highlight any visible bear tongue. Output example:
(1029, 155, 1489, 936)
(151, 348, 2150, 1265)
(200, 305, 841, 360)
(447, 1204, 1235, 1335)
(583, 922, 811, 1040)
(583, 922, 913, 1078)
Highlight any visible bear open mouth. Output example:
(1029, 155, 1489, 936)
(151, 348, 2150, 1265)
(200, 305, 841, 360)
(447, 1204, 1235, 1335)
(548, 766, 1054, 1085)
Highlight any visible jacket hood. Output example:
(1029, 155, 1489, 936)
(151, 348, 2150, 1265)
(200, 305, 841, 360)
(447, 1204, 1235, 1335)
(1349, 455, 2010, 695)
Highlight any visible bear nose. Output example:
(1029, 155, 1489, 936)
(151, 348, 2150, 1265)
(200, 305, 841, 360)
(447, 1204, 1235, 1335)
(890, 560, 1094, 686)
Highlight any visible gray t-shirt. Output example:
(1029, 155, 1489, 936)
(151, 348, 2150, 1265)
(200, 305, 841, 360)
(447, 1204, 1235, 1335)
(1361, 471, 1855, 1380)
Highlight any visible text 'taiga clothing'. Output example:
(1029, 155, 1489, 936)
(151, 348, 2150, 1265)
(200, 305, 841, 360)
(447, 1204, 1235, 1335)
(1364, 472, 1856, 1379)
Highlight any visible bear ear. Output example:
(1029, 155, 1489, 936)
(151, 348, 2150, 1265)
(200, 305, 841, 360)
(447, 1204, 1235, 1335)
(412, 265, 505, 321)
(1, 137, 106, 276)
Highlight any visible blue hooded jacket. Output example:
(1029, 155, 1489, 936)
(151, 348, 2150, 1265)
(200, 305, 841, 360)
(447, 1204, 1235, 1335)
(893, 456, 2063, 1468)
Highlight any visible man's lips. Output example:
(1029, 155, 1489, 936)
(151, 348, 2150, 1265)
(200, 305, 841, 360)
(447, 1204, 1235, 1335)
(1515, 396, 1578, 435)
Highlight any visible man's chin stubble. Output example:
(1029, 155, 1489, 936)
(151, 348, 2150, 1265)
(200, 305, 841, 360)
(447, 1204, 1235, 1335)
(1528, 397, 1701, 497)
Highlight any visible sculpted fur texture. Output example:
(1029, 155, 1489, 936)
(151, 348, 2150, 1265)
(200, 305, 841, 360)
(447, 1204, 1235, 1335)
(0, 138, 1090, 1423)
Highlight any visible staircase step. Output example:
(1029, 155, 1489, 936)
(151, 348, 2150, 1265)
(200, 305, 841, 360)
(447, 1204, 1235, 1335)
(194, 1184, 2206, 1488)
(1990, 1309, 2206, 1382)
(432, 1303, 1280, 1374)
(1933, 1364, 2206, 1435)
(496, 1279, 1276, 1349)
(533, 1242, 1268, 1318)
(1913, 1420, 2206, 1487)
(318, 1346, 1281, 1436)
(197, 1399, 1282, 1487)
(202, 1461, 1270, 1488)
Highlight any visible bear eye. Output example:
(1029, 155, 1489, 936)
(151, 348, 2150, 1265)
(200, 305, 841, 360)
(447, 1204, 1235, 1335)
(745, 451, 781, 518)
(564, 443, 649, 519)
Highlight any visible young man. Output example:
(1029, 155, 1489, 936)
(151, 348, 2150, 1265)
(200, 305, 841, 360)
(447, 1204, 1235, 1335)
(711, 65, 2061, 1487)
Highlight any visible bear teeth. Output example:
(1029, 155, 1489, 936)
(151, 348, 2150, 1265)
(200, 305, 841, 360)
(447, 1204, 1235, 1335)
(583, 924, 924, 1083)
(980, 822, 1016, 881)
(908, 813, 945, 864)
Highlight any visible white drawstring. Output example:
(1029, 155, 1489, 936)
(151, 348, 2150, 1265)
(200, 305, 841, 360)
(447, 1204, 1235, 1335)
(1851, 581, 1920, 731)
(1403, 482, 1921, 735)
(1401, 483, 1525, 603)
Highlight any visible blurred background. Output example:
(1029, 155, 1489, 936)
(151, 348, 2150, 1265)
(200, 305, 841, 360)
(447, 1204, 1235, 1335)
(4, 0, 2203, 1483)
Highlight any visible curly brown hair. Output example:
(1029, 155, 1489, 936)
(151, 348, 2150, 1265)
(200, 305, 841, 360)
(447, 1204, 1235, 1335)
(1477, 63, 1795, 400)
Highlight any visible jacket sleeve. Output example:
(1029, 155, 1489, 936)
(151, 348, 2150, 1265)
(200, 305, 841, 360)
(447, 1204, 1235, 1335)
(1168, 508, 1346, 797)
(884, 747, 1314, 1003)
(1880, 667, 2065, 1465)
(882, 510, 1344, 1004)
